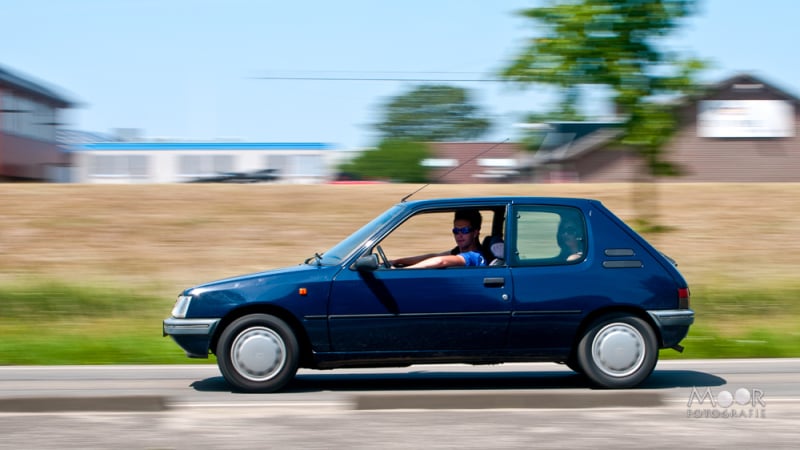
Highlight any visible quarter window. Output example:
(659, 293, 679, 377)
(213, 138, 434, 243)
(512, 206, 586, 265)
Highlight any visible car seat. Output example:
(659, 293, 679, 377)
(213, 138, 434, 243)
(481, 235, 505, 266)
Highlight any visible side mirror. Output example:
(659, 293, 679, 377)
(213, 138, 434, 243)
(354, 254, 380, 272)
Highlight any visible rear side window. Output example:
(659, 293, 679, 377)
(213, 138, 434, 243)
(511, 206, 586, 266)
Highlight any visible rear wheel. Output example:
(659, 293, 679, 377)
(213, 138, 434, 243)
(576, 314, 658, 388)
(216, 314, 299, 393)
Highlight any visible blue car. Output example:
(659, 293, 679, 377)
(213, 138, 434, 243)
(163, 197, 693, 392)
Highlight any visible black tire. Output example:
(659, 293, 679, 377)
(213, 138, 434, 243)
(565, 356, 583, 375)
(576, 314, 658, 388)
(216, 314, 299, 393)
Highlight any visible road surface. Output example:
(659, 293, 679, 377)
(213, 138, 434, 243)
(0, 359, 797, 449)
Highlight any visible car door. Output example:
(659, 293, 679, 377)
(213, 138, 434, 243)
(327, 205, 512, 353)
(328, 263, 512, 352)
(506, 204, 594, 356)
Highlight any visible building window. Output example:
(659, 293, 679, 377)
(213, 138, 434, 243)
(89, 155, 149, 177)
(1, 92, 20, 132)
(0, 92, 58, 142)
(292, 154, 324, 176)
(421, 158, 458, 167)
(178, 154, 234, 177)
(264, 154, 290, 175)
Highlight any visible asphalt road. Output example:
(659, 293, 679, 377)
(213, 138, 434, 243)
(0, 359, 798, 449)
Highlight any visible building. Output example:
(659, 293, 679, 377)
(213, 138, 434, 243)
(425, 141, 527, 184)
(522, 73, 800, 183)
(4, 65, 796, 184)
(0, 64, 75, 181)
(666, 73, 799, 182)
(67, 141, 335, 184)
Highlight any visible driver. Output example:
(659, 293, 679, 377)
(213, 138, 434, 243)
(390, 209, 486, 268)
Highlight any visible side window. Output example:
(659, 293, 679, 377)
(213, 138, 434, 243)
(374, 208, 499, 268)
(512, 206, 586, 266)
(378, 211, 451, 259)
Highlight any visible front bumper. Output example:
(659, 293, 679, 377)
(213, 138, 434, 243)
(163, 317, 221, 358)
(647, 309, 695, 349)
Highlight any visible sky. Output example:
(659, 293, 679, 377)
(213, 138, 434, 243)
(2, 0, 798, 149)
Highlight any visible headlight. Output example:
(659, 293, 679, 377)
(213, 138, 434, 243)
(171, 295, 192, 318)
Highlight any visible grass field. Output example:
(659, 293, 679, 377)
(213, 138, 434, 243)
(1, 182, 799, 364)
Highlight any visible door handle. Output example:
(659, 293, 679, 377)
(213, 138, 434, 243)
(483, 277, 505, 287)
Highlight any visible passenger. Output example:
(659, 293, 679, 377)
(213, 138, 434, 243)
(391, 209, 486, 268)
(557, 216, 585, 261)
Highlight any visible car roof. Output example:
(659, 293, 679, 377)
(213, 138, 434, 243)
(398, 196, 599, 209)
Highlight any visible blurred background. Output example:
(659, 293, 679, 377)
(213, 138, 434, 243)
(1, 0, 798, 364)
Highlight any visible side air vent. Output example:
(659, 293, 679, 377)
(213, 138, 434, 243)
(602, 260, 643, 268)
(604, 248, 635, 256)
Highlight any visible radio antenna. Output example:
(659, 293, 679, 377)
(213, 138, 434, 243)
(401, 138, 510, 202)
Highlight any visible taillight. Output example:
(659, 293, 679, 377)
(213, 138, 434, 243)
(678, 287, 690, 309)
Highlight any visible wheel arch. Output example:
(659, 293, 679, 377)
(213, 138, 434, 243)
(570, 305, 663, 357)
(210, 304, 314, 368)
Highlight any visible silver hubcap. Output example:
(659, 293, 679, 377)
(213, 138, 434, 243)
(591, 322, 645, 378)
(231, 326, 286, 382)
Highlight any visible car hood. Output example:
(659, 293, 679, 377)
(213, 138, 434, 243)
(184, 263, 328, 295)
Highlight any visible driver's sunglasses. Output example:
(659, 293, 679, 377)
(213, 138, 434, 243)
(452, 226, 474, 235)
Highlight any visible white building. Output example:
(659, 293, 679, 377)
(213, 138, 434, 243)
(66, 141, 337, 183)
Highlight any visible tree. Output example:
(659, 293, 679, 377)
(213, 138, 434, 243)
(337, 139, 431, 183)
(375, 84, 492, 142)
(501, 0, 706, 176)
(341, 85, 492, 183)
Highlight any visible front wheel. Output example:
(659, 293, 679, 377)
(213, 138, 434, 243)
(216, 314, 299, 393)
(576, 314, 658, 388)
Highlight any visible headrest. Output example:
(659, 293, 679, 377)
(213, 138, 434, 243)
(489, 236, 504, 259)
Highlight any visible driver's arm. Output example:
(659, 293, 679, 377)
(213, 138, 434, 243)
(404, 254, 465, 269)
(391, 251, 448, 268)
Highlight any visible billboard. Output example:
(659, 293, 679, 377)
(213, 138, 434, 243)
(697, 100, 795, 138)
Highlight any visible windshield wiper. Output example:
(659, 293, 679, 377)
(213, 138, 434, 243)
(304, 252, 324, 266)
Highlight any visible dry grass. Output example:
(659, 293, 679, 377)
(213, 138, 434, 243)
(1, 183, 799, 298)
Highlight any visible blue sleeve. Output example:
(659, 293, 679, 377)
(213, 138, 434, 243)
(461, 251, 486, 267)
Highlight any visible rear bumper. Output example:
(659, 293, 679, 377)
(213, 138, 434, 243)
(163, 317, 220, 358)
(647, 309, 695, 349)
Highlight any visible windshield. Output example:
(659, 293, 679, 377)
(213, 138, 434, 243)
(312, 204, 404, 266)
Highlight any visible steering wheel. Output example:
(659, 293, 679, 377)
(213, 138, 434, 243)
(376, 245, 391, 269)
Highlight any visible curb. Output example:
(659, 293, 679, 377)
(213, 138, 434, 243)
(0, 391, 664, 412)
(0, 396, 168, 413)
(353, 391, 664, 410)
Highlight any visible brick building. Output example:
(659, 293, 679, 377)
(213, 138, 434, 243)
(665, 73, 799, 182)
(427, 73, 798, 183)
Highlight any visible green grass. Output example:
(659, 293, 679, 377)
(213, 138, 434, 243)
(1, 280, 798, 365)
(663, 284, 800, 359)
(0, 281, 214, 365)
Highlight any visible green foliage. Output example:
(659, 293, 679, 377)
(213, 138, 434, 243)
(338, 139, 432, 183)
(501, 0, 708, 173)
(663, 284, 800, 359)
(0, 322, 211, 364)
(0, 280, 162, 318)
(0, 280, 205, 365)
(2, 280, 798, 364)
(375, 84, 492, 142)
